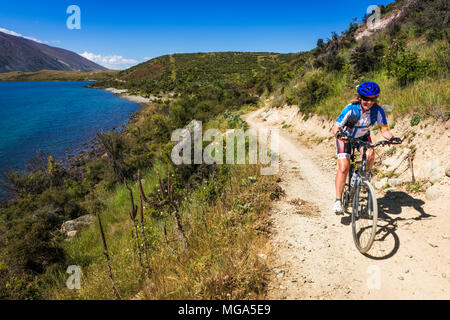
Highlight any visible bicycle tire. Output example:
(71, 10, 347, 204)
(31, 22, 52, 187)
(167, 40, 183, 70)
(351, 179, 378, 254)
(341, 184, 351, 213)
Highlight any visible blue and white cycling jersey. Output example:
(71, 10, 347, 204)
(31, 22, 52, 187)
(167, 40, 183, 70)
(336, 103, 388, 138)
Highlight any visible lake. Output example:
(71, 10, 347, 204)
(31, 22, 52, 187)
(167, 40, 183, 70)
(0, 81, 141, 196)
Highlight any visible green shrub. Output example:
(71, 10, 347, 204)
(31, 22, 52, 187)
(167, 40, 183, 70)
(297, 72, 330, 113)
(223, 110, 246, 129)
(432, 42, 450, 74)
(379, 170, 396, 179)
(350, 40, 385, 73)
(409, 0, 450, 42)
(393, 51, 428, 86)
(324, 53, 346, 72)
(96, 131, 128, 183)
(406, 181, 423, 193)
(285, 97, 298, 106)
(386, 147, 397, 157)
(1, 151, 69, 197)
(410, 114, 421, 126)
(385, 37, 429, 86)
(144, 113, 171, 143)
(0, 274, 42, 300)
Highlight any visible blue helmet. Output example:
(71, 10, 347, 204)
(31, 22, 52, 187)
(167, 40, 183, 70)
(357, 82, 381, 96)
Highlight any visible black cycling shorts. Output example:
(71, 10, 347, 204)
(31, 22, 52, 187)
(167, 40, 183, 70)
(336, 134, 372, 160)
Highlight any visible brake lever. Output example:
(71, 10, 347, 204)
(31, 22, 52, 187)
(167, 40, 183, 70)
(336, 132, 348, 141)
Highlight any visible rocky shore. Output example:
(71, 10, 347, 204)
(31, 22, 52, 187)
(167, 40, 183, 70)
(62, 86, 149, 178)
(63, 102, 143, 179)
(103, 87, 155, 104)
(63, 135, 106, 179)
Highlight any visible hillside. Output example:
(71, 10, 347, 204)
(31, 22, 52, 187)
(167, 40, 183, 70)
(94, 0, 449, 119)
(93, 52, 305, 96)
(264, 0, 449, 118)
(0, 31, 106, 73)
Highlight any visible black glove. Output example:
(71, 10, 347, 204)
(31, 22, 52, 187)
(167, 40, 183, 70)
(389, 137, 402, 144)
(336, 132, 348, 141)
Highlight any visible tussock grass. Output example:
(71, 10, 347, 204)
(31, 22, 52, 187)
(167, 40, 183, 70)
(139, 165, 276, 299)
(314, 71, 449, 119)
(49, 157, 276, 299)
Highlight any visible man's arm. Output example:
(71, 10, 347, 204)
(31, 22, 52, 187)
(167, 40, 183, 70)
(333, 105, 352, 138)
(376, 107, 393, 140)
(381, 128, 393, 140)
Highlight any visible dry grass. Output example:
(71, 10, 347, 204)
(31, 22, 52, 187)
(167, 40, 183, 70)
(315, 71, 449, 119)
(50, 162, 279, 300)
(138, 164, 277, 300)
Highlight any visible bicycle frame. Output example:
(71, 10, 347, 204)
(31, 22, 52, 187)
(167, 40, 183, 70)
(345, 137, 378, 214)
(347, 143, 369, 197)
(338, 131, 403, 253)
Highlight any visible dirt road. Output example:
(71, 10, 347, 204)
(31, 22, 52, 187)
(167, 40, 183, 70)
(243, 107, 450, 300)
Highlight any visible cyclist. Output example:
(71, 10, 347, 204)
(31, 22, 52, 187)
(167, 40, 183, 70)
(331, 82, 401, 215)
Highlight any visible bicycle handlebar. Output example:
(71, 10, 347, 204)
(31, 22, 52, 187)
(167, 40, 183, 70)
(336, 131, 404, 149)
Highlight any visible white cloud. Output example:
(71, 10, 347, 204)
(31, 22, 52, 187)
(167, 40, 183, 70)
(0, 27, 47, 44)
(80, 51, 139, 70)
(144, 57, 153, 61)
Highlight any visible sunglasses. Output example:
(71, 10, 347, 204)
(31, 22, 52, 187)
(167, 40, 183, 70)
(360, 95, 377, 102)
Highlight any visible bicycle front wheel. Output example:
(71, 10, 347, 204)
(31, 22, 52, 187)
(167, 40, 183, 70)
(351, 179, 378, 254)
(341, 184, 351, 213)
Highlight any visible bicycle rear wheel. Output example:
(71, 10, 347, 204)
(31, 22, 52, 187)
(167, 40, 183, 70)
(351, 179, 378, 254)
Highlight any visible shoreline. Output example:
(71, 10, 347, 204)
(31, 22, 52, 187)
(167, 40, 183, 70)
(63, 87, 152, 177)
(103, 87, 155, 105)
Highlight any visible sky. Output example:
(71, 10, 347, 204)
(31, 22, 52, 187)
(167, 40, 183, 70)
(0, 0, 394, 69)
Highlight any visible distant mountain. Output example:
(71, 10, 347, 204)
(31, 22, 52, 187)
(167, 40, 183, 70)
(0, 31, 106, 73)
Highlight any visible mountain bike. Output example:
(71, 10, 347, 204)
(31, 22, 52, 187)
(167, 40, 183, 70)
(338, 132, 403, 254)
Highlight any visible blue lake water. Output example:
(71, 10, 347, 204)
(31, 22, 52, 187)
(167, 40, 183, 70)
(0, 81, 141, 187)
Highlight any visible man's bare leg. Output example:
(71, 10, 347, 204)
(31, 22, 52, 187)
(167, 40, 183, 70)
(335, 158, 350, 199)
